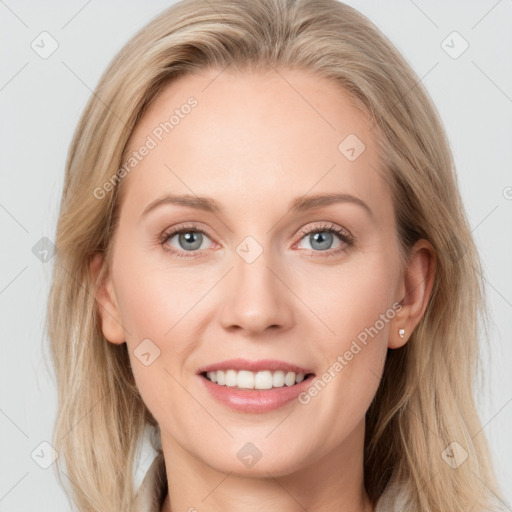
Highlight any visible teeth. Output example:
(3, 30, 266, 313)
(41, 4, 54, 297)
(205, 369, 307, 389)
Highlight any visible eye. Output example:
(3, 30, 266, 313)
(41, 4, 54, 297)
(159, 222, 354, 259)
(294, 223, 354, 257)
(160, 223, 215, 258)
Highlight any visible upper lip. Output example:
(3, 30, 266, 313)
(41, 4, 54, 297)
(197, 358, 314, 375)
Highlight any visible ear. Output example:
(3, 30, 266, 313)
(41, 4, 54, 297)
(90, 253, 126, 345)
(389, 239, 436, 349)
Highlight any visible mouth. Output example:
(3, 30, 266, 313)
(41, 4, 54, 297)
(200, 369, 316, 391)
(197, 359, 316, 413)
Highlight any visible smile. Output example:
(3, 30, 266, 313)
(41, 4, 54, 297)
(202, 369, 314, 390)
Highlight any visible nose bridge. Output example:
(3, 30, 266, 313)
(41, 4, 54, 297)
(218, 236, 293, 334)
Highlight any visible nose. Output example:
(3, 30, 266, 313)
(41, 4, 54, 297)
(217, 248, 294, 336)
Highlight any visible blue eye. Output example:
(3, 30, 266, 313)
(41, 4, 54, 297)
(160, 222, 354, 259)
(295, 223, 354, 256)
(161, 225, 214, 258)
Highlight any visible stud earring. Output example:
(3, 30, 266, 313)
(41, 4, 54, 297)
(398, 328, 405, 338)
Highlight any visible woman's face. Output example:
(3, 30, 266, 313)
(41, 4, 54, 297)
(96, 68, 411, 477)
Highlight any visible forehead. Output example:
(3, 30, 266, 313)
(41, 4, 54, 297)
(118, 67, 391, 223)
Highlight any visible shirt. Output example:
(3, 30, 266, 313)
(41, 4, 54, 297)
(130, 452, 408, 512)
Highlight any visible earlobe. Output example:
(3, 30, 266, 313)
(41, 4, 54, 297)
(389, 239, 436, 349)
(89, 253, 126, 345)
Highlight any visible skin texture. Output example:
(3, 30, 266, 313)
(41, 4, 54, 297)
(91, 68, 435, 512)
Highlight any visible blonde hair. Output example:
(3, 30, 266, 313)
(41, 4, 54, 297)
(46, 0, 503, 510)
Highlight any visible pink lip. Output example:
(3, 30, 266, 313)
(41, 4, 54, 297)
(197, 358, 314, 375)
(198, 373, 316, 413)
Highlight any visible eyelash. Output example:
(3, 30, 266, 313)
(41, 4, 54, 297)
(159, 222, 355, 259)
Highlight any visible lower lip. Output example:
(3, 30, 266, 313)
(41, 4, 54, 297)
(198, 373, 315, 413)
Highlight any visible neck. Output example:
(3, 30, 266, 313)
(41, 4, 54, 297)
(159, 418, 374, 512)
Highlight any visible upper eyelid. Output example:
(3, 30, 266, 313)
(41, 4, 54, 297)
(297, 222, 352, 239)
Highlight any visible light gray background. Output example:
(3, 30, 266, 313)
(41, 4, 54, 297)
(1, 0, 511, 510)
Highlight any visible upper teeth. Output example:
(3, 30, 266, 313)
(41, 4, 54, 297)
(206, 369, 306, 389)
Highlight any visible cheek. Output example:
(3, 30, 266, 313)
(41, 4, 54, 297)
(279, 265, 393, 466)
(113, 247, 201, 340)
(299, 251, 399, 343)
(301, 254, 397, 419)
(111, 246, 227, 409)
(119, 292, 194, 435)
(110, 251, 197, 413)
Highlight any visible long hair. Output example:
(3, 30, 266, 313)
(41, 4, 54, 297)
(46, 0, 503, 510)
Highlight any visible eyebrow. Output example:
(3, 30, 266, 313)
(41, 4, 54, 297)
(141, 192, 374, 219)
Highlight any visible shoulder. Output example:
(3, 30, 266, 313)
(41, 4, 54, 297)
(131, 452, 167, 512)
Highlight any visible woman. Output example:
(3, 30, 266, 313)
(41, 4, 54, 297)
(46, 0, 503, 510)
